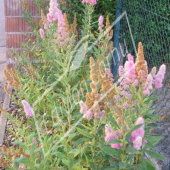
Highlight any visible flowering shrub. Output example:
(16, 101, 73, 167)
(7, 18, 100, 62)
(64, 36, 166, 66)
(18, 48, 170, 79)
(1, 0, 166, 169)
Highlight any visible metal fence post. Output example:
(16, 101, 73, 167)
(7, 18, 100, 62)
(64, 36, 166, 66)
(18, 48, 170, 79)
(111, 0, 121, 79)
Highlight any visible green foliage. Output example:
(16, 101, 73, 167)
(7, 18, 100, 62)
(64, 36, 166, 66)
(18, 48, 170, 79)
(59, 0, 117, 28)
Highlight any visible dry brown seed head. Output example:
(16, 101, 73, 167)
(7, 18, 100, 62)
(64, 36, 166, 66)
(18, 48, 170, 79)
(3, 86, 12, 97)
(2, 145, 7, 153)
(0, 156, 3, 163)
(7, 151, 12, 158)
(64, 13, 70, 32)
(135, 42, 148, 80)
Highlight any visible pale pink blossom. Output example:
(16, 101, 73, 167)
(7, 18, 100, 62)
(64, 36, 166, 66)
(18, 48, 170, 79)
(139, 70, 147, 82)
(94, 110, 105, 119)
(44, 20, 50, 30)
(124, 54, 136, 83)
(126, 93, 132, 100)
(122, 102, 131, 109)
(130, 117, 145, 150)
(98, 15, 104, 31)
(153, 64, 166, 89)
(22, 100, 34, 118)
(150, 67, 157, 77)
(82, 0, 97, 5)
(47, 0, 58, 22)
(130, 117, 145, 142)
(79, 101, 87, 114)
(118, 66, 125, 77)
(39, 28, 45, 39)
(105, 126, 116, 142)
(121, 91, 128, 96)
(84, 111, 93, 120)
(105, 125, 122, 150)
(79, 101, 93, 120)
(114, 95, 121, 101)
(133, 136, 143, 150)
(132, 79, 139, 86)
(56, 9, 69, 47)
(143, 74, 153, 95)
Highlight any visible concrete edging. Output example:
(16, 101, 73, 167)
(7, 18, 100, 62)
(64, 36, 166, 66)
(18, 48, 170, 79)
(0, 84, 12, 148)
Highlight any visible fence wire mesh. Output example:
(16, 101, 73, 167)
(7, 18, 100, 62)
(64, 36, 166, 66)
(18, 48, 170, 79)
(119, 0, 170, 169)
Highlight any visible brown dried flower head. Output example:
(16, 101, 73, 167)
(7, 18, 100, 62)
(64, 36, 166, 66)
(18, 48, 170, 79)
(3, 86, 12, 97)
(135, 42, 148, 81)
(64, 13, 70, 33)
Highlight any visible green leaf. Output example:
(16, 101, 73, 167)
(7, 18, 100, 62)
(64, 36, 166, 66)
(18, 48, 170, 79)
(125, 123, 144, 141)
(15, 157, 34, 169)
(81, 144, 91, 157)
(126, 164, 143, 169)
(126, 148, 138, 154)
(51, 152, 66, 159)
(76, 127, 92, 138)
(143, 159, 156, 170)
(102, 146, 120, 157)
(27, 133, 35, 145)
(74, 137, 91, 145)
(62, 159, 70, 166)
(144, 97, 158, 103)
(145, 150, 165, 160)
(69, 149, 80, 157)
(12, 141, 27, 150)
(107, 116, 120, 129)
(119, 162, 129, 169)
(147, 136, 162, 146)
(102, 167, 119, 170)
(107, 139, 121, 145)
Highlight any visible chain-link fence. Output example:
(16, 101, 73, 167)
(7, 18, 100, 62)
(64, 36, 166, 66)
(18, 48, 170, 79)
(118, 0, 170, 169)
(119, 0, 170, 67)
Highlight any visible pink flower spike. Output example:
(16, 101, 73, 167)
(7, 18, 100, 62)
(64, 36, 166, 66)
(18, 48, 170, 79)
(79, 101, 93, 120)
(84, 111, 93, 120)
(22, 100, 34, 118)
(130, 117, 145, 142)
(105, 125, 122, 149)
(98, 15, 104, 31)
(153, 64, 166, 89)
(39, 28, 45, 39)
(124, 54, 136, 84)
(56, 9, 69, 47)
(127, 53, 134, 61)
(133, 136, 142, 150)
(118, 66, 125, 77)
(47, 0, 59, 22)
(143, 74, 153, 95)
(79, 101, 87, 114)
(105, 125, 116, 142)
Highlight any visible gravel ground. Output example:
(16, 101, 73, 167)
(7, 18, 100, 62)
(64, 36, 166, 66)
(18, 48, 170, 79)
(151, 69, 170, 170)
(0, 82, 5, 170)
